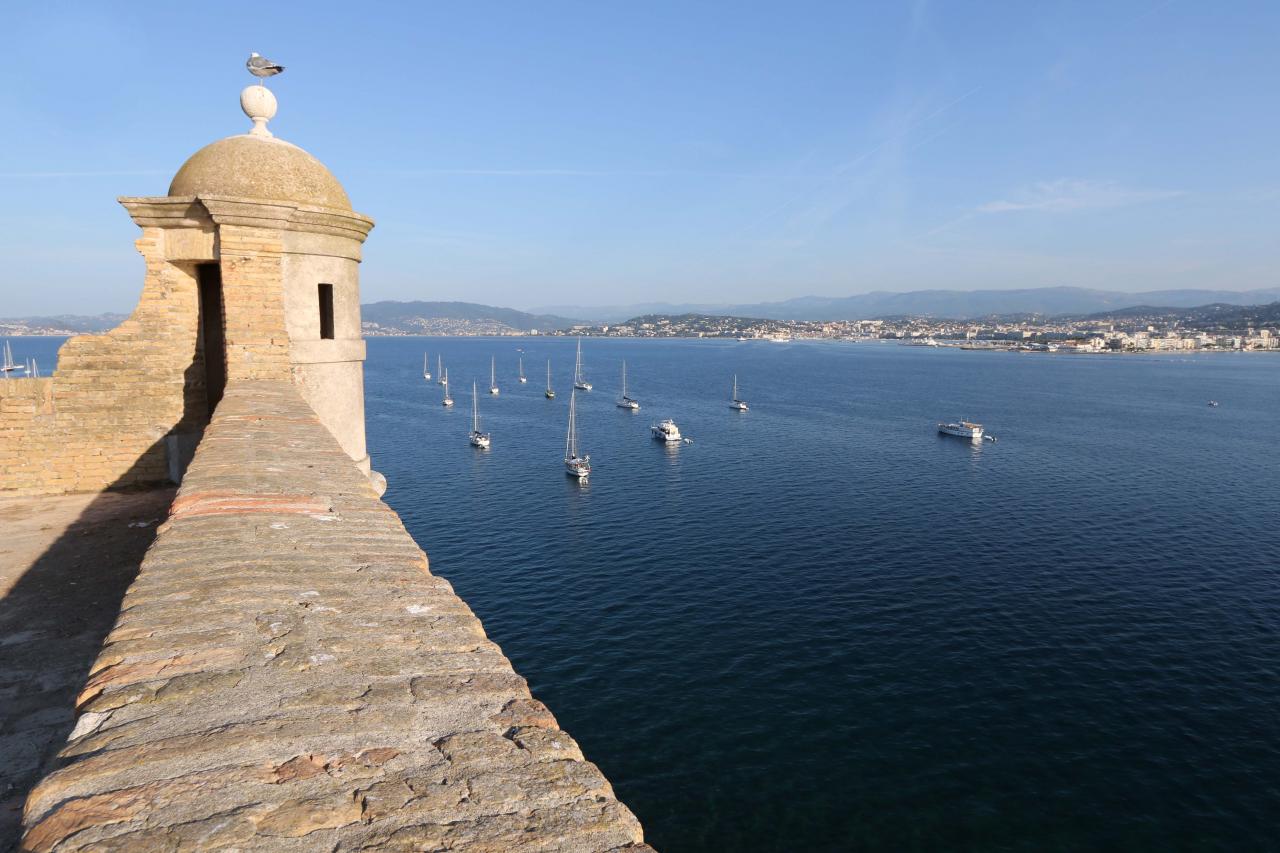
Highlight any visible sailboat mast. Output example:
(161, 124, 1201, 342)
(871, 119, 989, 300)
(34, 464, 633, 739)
(490, 357, 495, 387)
(472, 382, 478, 430)
(566, 390, 576, 458)
(622, 361, 627, 397)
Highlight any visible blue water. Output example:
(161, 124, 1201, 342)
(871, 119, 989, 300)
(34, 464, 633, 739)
(366, 338, 1280, 851)
(20, 334, 1280, 849)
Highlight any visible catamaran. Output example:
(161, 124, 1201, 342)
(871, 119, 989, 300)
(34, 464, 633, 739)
(436, 355, 446, 384)
(545, 360, 556, 399)
(616, 361, 640, 410)
(518, 356, 527, 383)
(441, 369, 454, 407)
(573, 338, 592, 390)
(730, 374, 749, 411)
(564, 388, 590, 478)
(2, 341, 25, 375)
(422, 353, 432, 381)
(469, 382, 491, 448)
(489, 357, 499, 395)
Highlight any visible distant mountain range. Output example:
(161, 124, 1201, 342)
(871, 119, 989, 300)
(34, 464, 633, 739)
(9, 288, 1280, 337)
(533, 287, 1280, 322)
(0, 313, 128, 335)
(1072, 301, 1280, 327)
(361, 301, 577, 335)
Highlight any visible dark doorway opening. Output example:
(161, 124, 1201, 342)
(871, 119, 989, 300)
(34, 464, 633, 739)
(197, 263, 226, 421)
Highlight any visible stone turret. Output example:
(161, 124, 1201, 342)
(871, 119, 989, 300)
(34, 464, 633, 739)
(119, 85, 383, 492)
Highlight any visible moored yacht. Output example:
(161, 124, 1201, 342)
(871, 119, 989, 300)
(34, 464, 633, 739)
(518, 356, 527, 383)
(938, 420, 982, 439)
(422, 352, 432, 381)
(730, 374, 748, 411)
(441, 369, 454, 407)
(545, 360, 556, 399)
(2, 341, 25, 375)
(650, 418, 682, 443)
(564, 388, 590, 478)
(469, 382, 490, 448)
(436, 355, 446, 384)
(488, 357, 499, 395)
(616, 361, 640, 410)
(573, 337, 592, 390)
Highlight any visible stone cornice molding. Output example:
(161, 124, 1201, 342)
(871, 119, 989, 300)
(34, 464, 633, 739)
(119, 195, 375, 243)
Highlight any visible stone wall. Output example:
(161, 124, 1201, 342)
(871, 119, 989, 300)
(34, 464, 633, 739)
(20, 381, 652, 851)
(0, 229, 205, 496)
(220, 223, 292, 382)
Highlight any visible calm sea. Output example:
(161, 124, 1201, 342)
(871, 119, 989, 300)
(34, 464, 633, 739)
(16, 335, 1280, 850)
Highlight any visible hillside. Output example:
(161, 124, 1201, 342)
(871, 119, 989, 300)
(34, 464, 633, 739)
(535, 286, 1280, 322)
(360, 301, 578, 335)
(0, 313, 128, 335)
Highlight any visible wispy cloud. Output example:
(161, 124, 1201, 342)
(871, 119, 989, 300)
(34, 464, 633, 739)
(977, 178, 1183, 214)
(377, 168, 800, 179)
(0, 170, 167, 179)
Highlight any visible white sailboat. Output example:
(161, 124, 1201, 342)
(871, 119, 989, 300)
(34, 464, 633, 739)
(730, 374, 749, 411)
(573, 338, 592, 390)
(28, 358, 40, 379)
(423, 352, 432, 381)
(564, 388, 590, 478)
(489, 357, 499, 395)
(441, 369, 454, 407)
(469, 382, 491, 448)
(616, 361, 640, 410)
(545, 360, 556, 399)
(518, 356, 527, 383)
(2, 341, 25, 375)
(437, 355, 446, 384)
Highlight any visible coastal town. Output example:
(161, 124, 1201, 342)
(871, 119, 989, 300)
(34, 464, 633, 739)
(548, 308, 1280, 352)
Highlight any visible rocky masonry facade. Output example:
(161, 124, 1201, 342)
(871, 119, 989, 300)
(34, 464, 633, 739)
(0, 228, 206, 496)
(20, 382, 651, 851)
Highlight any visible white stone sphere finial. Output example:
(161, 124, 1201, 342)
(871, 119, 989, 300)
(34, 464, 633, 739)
(241, 85, 278, 138)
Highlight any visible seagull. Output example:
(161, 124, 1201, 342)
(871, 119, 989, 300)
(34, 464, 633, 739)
(246, 52, 284, 83)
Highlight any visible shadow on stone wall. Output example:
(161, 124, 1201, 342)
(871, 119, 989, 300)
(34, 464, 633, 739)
(0, 458, 176, 849)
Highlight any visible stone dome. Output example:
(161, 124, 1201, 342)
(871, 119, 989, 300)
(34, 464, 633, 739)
(168, 134, 352, 211)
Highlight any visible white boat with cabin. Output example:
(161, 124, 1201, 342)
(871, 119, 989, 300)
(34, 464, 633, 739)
(545, 360, 555, 399)
(938, 420, 982, 439)
(441, 369, 454, 407)
(422, 353, 432, 381)
(518, 356, 527, 383)
(436, 355, 446, 384)
(650, 418, 682, 443)
(489, 357, 499, 395)
(564, 388, 590, 478)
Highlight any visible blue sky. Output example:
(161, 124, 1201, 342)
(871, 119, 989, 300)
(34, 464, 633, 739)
(2, 1, 1277, 314)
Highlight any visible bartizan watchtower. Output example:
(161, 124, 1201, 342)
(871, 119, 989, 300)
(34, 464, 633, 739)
(0, 83, 383, 495)
(122, 84, 383, 491)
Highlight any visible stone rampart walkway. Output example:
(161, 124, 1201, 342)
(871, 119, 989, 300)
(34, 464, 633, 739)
(20, 381, 651, 851)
